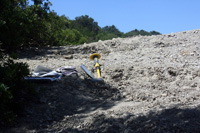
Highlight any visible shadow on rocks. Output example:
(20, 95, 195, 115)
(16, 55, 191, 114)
(2, 74, 121, 132)
(16, 45, 78, 60)
(78, 105, 200, 133)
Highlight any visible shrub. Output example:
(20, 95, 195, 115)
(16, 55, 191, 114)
(0, 56, 32, 125)
(0, 83, 14, 124)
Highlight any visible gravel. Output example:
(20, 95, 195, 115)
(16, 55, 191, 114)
(3, 29, 200, 133)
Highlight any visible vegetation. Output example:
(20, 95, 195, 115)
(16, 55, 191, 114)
(0, 0, 161, 50)
(123, 29, 161, 37)
(0, 54, 32, 125)
(0, 0, 161, 125)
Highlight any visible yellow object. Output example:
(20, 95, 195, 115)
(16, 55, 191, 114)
(90, 53, 102, 78)
(95, 62, 100, 68)
(94, 62, 101, 78)
(81, 53, 103, 82)
(97, 68, 101, 78)
(90, 53, 101, 60)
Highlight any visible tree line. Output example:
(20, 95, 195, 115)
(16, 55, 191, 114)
(0, 0, 161, 51)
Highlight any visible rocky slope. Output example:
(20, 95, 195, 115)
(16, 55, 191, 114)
(4, 29, 200, 132)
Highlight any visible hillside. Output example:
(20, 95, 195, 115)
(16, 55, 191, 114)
(4, 29, 200, 132)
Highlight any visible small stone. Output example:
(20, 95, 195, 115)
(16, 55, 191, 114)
(191, 82, 197, 87)
(64, 55, 73, 59)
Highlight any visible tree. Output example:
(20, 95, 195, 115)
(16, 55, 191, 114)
(0, 0, 162, 49)
(150, 30, 161, 35)
(70, 15, 101, 42)
(139, 29, 151, 36)
(102, 25, 123, 37)
(32, 0, 43, 5)
(124, 29, 160, 37)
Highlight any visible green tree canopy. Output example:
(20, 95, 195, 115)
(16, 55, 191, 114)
(70, 15, 100, 41)
(0, 0, 161, 50)
(102, 25, 123, 37)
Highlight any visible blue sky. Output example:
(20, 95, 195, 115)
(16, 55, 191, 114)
(29, 0, 200, 34)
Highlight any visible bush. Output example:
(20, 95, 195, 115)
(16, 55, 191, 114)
(0, 83, 14, 124)
(96, 32, 118, 41)
(78, 37, 87, 44)
(0, 56, 32, 125)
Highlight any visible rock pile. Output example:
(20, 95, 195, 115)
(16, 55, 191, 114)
(4, 29, 200, 132)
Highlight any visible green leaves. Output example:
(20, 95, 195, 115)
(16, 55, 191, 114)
(124, 29, 161, 37)
(96, 32, 118, 41)
(0, 82, 15, 124)
(0, 83, 12, 100)
(0, 57, 31, 125)
(0, 0, 161, 50)
(102, 25, 123, 37)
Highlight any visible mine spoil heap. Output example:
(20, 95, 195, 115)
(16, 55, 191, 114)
(5, 29, 200, 133)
